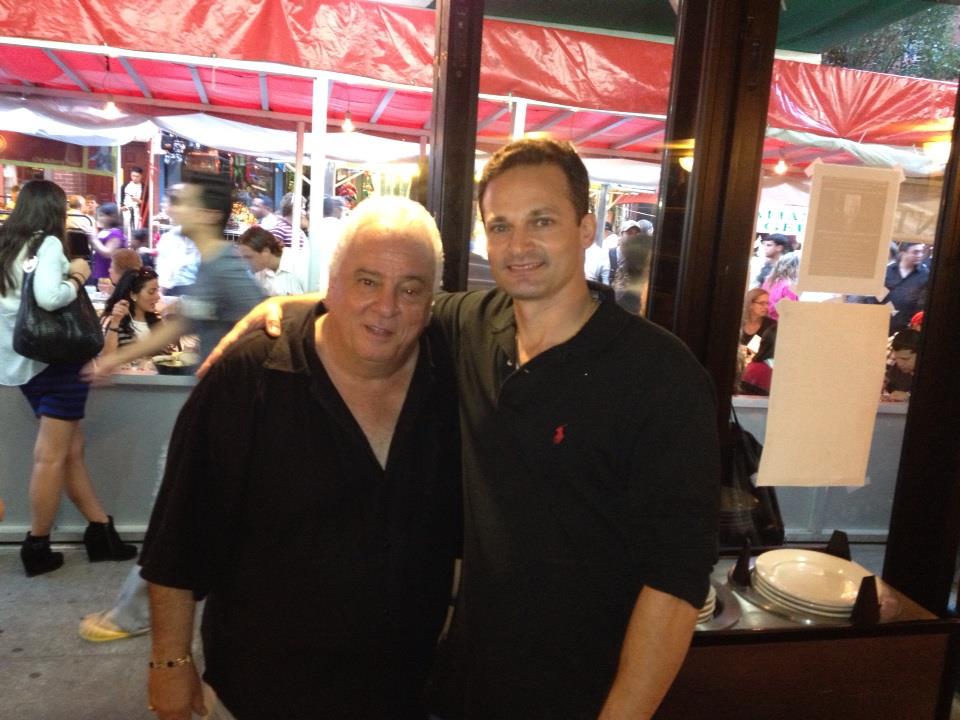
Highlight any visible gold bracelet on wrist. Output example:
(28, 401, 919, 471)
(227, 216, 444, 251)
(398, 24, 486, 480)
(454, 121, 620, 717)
(148, 654, 193, 670)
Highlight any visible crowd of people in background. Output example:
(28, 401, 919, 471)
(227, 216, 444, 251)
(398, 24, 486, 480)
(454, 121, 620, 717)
(583, 215, 655, 314)
(578, 217, 931, 402)
(733, 232, 931, 399)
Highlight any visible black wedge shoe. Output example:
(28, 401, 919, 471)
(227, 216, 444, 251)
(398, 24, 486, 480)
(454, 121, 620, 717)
(83, 515, 138, 562)
(21, 533, 65, 577)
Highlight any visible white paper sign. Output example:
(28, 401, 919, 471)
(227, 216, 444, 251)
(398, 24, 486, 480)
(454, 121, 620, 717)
(797, 162, 904, 298)
(757, 302, 890, 487)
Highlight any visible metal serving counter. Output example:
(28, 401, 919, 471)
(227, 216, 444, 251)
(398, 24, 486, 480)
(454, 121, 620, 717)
(660, 556, 959, 720)
(0, 374, 194, 542)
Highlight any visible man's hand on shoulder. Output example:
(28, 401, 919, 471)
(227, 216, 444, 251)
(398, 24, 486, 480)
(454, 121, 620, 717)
(197, 294, 320, 377)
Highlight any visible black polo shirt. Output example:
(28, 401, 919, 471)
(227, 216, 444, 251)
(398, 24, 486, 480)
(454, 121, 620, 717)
(140, 303, 461, 720)
(430, 289, 720, 720)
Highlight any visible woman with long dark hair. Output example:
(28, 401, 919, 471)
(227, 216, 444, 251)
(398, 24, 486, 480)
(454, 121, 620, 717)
(0, 180, 136, 576)
(100, 266, 164, 355)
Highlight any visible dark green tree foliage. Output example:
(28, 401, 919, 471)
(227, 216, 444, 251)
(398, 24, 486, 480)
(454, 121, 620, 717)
(822, 5, 960, 82)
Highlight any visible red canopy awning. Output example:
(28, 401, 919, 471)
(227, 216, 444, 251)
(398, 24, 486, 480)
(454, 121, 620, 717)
(614, 192, 659, 205)
(0, 0, 954, 161)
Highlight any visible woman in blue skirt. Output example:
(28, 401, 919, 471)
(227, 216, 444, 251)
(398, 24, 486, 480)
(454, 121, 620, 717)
(0, 180, 136, 576)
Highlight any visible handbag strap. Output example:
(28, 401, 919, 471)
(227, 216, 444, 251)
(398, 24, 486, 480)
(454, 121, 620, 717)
(24, 230, 46, 263)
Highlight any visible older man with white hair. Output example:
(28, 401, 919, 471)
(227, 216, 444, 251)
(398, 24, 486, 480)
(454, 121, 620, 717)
(139, 196, 461, 720)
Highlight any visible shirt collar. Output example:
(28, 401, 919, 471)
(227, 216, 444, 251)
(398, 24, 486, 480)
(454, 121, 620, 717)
(488, 283, 623, 362)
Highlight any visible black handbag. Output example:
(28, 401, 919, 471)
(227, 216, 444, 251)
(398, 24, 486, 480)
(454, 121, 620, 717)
(719, 407, 785, 548)
(13, 233, 104, 364)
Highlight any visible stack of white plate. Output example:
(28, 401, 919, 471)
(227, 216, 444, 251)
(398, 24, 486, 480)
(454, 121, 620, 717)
(697, 584, 717, 624)
(753, 549, 871, 618)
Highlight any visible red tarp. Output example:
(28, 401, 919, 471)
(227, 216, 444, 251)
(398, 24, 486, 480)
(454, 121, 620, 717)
(0, 0, 954, 147)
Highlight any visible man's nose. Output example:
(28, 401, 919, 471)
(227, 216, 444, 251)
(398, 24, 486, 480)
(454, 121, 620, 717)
(505, 227, 536, 253)
(373, 287, 400, 315)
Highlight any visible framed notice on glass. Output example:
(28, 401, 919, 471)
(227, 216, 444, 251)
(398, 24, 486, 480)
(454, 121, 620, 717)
(797, 162, 904, 299)
(757, 302, 890, 487)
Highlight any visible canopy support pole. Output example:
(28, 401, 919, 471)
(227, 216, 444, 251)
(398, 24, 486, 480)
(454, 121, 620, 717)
(307, 74, 329, 294)
(593, 184, 609, 247)
(510, 99, 527, 140)
(291, 121, 306, 282)
(114, 144, 122, 208)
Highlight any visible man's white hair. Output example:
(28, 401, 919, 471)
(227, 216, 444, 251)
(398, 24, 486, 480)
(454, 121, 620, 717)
(328, 196, 444, 290)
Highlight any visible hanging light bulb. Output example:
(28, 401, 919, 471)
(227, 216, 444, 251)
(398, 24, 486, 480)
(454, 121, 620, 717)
(342, 111, 355, 134)
(678, 155, 694, 172)
(774, 156, 788, 175)
(103, 100, 122, 119)
(922, 140, 951, 165)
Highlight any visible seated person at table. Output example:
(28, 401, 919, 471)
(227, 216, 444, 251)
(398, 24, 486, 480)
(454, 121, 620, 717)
(884, 328, 919, 401)
(102, 248, 143, 293)
(237, 226, 305, 296)
(740, 288, 776, 351)
(131, 228, 156, 269)
(66, 195, 95, 232)
(100, 268, 164, 354)
(739, 324, 777, 396)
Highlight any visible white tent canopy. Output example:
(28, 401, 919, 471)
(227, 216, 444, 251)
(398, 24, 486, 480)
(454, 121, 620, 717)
(0, 97, 154, 146)
(0, 99, 423, 165)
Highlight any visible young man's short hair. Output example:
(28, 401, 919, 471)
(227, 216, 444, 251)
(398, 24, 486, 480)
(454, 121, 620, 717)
(766, 233, 791, 250)
(891, 328, 920, 354)
(478, 138, 590, 220)
(239, 226, 283, 258)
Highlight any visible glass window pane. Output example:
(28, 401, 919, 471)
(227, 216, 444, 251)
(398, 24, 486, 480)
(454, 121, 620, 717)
(731, 5, 957, 558)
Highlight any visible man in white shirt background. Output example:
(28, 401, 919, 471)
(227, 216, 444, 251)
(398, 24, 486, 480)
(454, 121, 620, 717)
(122, 166, 144, 235)
(155, 223, 201, 297)
(250, 196, 279, 232)
(237, 226, 305, 297)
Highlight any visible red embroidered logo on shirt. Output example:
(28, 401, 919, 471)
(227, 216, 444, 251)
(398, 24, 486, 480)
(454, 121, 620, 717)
(552, 424, 567, 445)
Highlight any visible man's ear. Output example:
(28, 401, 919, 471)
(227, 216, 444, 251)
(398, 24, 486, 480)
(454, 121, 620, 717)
(579, 213, 597, 250)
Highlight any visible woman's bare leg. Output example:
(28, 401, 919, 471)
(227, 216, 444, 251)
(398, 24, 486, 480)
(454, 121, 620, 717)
(63, 423, 109, 523)
(29, 416, 75, 535)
